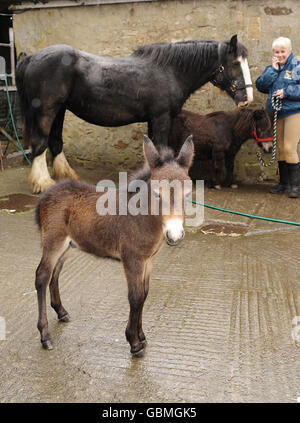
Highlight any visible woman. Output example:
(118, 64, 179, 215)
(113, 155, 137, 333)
(256, 37, 300, 198)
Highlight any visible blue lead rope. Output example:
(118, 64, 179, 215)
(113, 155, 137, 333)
(189, 199, 300, 227)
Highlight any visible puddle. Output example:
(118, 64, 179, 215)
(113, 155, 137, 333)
(200, 223, 247, 236)
(0, 193, 38, 213)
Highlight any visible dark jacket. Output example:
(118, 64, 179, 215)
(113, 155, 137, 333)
(256, 53, 300, 118)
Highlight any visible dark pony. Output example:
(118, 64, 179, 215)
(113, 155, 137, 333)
(34, 135, 194, 356)
(16, 35, 252, 193)
(170, 109, 273, 188)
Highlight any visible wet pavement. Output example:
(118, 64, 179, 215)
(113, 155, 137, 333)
(0, 165, 300, 403)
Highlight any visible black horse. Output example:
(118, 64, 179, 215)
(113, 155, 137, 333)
(16, 35, 253, 193)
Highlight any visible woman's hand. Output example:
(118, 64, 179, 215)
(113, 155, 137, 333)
(274, 89, 284, 99)
(272, 56, 279, 70)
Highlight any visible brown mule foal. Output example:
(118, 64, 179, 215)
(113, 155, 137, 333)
(34, 135, 194, 356)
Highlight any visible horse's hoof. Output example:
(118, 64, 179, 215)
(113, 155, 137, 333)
(214, 184, 222, 190)
(59, 313, 70, 323)
(42, 339, 53, 350)
(230, 184, 238, 189)
(31, 178, 56, 194)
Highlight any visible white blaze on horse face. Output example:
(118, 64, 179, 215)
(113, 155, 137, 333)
(163, 217, 184, 245)
(237, 57, 253, 104)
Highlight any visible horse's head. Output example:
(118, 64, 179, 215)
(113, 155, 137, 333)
(143, 135, 194, 246)
(251, 109, 273, 153)
(211, 35, 253, 108)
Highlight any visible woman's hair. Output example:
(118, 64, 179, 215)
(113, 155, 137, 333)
(272, 37, 292, 52)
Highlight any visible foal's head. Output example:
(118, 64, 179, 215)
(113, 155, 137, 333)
(143, 135, 194, 246)
(251, 110, 273, 153)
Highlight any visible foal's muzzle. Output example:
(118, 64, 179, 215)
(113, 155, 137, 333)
(165, 230, 185, 246)
(163, 218, 185, 246)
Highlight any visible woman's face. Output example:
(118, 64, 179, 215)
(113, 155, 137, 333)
(273, 46, 290, 66)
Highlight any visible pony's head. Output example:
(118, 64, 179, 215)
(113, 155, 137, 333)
(211, 35, 253, 108)
(143, 135, 194, 246)
(251, 109, 273, 153)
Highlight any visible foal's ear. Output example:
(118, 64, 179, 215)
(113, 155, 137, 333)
(177, 135, 194, 171)
(143, 135, 161, 170)
(229, 34, 238, 55)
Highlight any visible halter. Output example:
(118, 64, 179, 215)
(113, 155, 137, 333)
(210, 43, 253, 93)
(251, 127, 273, 143)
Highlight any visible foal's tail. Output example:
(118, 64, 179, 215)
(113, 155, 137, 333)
(34, 183, 56, 230)
(35, 200, 41, 230)
(16, 55, 33, 148)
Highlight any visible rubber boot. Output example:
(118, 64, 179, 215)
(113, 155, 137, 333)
(287, 162, 300, 198)
(269, 161, 290, 194)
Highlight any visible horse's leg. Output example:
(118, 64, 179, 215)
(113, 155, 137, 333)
(147, 121, 153, 140)
(150, 114, 172, 147)
(122, 254, 147, 355)
(137, 258, 153, 345)
(49, 107, 79, 181)
(224, 153, 236, 187)
(28, 113, 56, 193)
(211, 147, 225, 189)
(49, 246, 71, 323)
(35, 238, 69, 350)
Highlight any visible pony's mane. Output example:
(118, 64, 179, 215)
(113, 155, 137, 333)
(132, 40, 248, 72)
(207, 108, 252, 120)
(129, 147, 177, 184)
(232, 108, 255, 133)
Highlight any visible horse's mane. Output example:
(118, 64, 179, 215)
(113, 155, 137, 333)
(132, 40, 248, 72)
(129, 147, 176, 185)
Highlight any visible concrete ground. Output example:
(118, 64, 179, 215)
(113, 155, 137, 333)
(0, 164, 300, 403)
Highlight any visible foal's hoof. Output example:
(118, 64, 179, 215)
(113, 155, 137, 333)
(130, 343, 145, 358)
(214, 184, 222, 190)
(230, 184, 238, 189)
(42, 339, 53, 350)
(59, 313, 70, 323)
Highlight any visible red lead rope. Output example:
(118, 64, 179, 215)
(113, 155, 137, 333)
(251, 128, 273, 143)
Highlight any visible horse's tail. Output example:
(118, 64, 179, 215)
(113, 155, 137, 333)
(16, 55, 32, 148)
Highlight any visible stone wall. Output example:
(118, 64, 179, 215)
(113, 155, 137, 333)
(12, 0, 300, 182)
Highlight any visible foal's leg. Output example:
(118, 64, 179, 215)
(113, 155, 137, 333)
(49, 107, 79, 181)
(49, 247, 71, 323)
(35, 240, 69, 350)
(122, 254, 147, 355)
(137, 258, 153, 345)
(35, 255, 56, 350)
